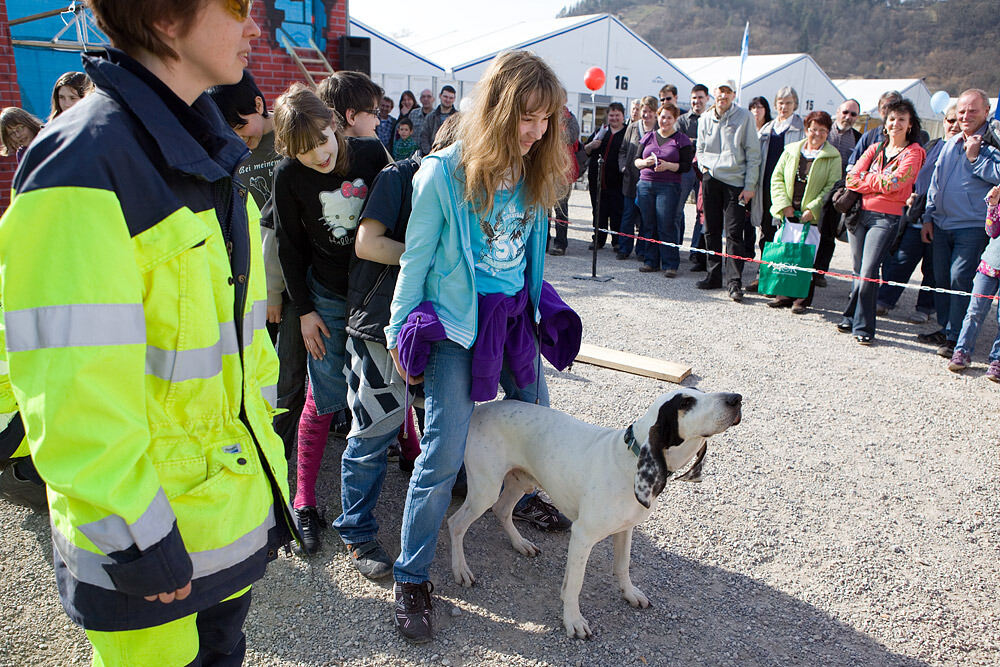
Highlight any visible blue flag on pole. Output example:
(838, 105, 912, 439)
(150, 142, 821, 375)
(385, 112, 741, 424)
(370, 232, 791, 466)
(737, 23, 750, 105)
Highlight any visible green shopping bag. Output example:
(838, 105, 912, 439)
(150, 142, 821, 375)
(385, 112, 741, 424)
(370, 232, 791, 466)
(757, 221, 817, 299)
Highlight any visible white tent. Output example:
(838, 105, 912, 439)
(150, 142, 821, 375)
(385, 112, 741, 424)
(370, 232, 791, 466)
(412, 14, 695, 136)
(833, 78, 939, 122)
(348, 17, 446, 109)
(672, 53, 845, 115)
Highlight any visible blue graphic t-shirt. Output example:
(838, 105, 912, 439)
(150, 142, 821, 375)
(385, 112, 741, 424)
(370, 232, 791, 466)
(471, 187, 534, 296)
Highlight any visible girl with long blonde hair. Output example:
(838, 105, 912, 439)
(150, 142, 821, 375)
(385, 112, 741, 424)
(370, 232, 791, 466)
(384, 50, 573, 642)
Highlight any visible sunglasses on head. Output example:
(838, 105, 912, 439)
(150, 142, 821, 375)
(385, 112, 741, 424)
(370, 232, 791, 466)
(226, 0, 253, 20)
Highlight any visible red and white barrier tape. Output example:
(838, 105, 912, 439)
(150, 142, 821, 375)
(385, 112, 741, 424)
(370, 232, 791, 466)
(548, 217, 1000, 302)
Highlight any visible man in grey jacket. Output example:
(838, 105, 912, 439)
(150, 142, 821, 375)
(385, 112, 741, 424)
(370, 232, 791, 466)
(696, 79, 762, 301)
(419, 85, 458, 156)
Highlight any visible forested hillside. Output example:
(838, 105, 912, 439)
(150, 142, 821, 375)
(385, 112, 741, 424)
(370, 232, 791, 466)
(558, 0, 999, 94)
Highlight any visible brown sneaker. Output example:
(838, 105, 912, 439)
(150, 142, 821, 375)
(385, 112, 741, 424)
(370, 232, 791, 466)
(512, 494, 571, 531)
(394, 581, 434, 643)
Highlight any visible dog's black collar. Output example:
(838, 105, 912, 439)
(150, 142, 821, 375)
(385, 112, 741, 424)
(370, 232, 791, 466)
(624, 424, 642, 458)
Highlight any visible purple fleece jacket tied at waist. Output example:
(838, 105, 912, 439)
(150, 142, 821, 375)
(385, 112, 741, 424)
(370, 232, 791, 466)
(396, 281, 582, 401)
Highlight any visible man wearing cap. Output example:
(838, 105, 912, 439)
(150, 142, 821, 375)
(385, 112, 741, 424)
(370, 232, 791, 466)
(696, 79, 761, 301)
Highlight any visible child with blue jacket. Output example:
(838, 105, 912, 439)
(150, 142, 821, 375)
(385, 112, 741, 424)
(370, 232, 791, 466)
(384, 51, 574, 643)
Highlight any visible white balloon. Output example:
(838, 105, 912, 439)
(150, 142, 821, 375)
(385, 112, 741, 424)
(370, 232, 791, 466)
(930, 90, 950, 115)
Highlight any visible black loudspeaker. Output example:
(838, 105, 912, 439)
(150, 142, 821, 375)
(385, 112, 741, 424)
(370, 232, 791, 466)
(340, 36, 371, 75)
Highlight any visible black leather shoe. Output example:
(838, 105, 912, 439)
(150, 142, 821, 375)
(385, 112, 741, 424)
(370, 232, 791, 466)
(728, 284, 744, 302)
(696, 278, 722, 290)
(918, 330, 948, 345)
(855, 335, 873, 346)
(836, 320, 852, 333)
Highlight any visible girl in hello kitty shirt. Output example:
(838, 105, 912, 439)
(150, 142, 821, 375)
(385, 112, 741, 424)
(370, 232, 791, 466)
(271, 83, 388, 554)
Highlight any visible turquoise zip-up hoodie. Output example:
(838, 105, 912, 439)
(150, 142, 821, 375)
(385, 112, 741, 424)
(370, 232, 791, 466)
(384, 142, 547, 349)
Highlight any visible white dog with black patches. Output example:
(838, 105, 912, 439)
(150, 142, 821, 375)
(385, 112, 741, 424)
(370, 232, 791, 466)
(448, 387, 742, 638)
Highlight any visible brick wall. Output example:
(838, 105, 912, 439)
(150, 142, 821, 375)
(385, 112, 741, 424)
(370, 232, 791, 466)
(0, 0, 22, 214)
(250, 1, 348, 104)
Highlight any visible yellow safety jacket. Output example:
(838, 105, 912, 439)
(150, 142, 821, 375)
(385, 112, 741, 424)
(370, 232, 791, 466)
(0, 49, 295, 631)
(0, 308, 29, 459)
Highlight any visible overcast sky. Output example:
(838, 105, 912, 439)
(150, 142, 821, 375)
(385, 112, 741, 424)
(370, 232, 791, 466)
(350, 0, 572, 49)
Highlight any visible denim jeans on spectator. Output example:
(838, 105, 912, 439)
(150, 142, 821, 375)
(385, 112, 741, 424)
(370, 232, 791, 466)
(333, 428, 399, 546)
(955, 271, 1000, 360)
(702, 173, 750, 286)
(306, 272, 348, 415)
(269, 293, 307, 458)
(393, 340, 549, 584)
(932, 225, 989, 342)
(618, 197, 640, 257)
(877, 225, 936, 313)
(549, 194, 570, 251)
(637, 180, 681, 271)
(842, 210, 901, 338)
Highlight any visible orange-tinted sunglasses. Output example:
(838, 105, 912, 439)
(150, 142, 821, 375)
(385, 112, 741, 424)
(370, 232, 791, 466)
(226, 0, 253, 20)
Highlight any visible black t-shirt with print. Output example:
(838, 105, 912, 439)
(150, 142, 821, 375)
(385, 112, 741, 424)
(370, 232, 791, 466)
(273, 136, 388, 314)
(237, 130, 279, 212)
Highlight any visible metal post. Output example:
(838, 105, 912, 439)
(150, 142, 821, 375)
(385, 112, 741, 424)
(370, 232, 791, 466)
(574, 153, 612, 282)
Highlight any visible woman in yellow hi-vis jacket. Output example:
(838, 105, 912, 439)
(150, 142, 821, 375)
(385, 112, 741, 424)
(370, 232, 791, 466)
(0, 1, 296, 663)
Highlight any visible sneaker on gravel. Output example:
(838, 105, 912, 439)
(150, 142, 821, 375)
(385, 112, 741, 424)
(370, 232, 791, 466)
(986, 360, 1000, 383)
(394, 581, 434, 643)
(918, 330, 948, 345)
(512, 495, 571, 531)
(347, 540, 393, 580)
(0, 461, 47, 512)
(947, 349, 971, 372)
(936, 341, 956, 358)
(294, 506, 323, 555)
(728, 283, 744, 302)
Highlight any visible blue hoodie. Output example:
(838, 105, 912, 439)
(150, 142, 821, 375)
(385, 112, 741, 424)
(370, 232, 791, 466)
(924, 125, 1000, 230)
(384, 142, 547, 349)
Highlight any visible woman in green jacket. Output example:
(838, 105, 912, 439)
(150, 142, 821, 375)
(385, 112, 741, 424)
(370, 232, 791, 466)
(766, 110, 842, 312)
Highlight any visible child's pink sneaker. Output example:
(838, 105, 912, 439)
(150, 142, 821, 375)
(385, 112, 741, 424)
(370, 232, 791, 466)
(986, 360, 1000, 383)
(947, 349, 971, 372)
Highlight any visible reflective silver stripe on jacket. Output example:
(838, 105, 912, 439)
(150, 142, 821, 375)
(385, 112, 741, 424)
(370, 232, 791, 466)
(241, 300, 268, 346)
(261, 384, 277, 406)
(145, 322, 239, 382)
(77, 487, 175, 554)
(4, 304, 145, 352)
(53, 507, 276, 590)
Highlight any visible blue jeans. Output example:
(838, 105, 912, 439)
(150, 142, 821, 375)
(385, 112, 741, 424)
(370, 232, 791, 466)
(842, 210, 901, 338)
(333, 428, 399, 545)
(955, 271, 1000, 360)
(932, 225, 989, 342)
(637, 180, 681, 270)
(306, 272, 348, 415)
(877, 225, 936, 313)
(676, 170, 697, 254)
(394, 340, 549, 583)
(618, 197, 641, 257)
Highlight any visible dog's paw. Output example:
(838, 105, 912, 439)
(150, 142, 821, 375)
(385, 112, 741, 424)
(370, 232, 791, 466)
(512, 536, 540, 557)
(452, 563, 476, 588)
(563, 614, 593, 639)
(621, 585, 650, 609)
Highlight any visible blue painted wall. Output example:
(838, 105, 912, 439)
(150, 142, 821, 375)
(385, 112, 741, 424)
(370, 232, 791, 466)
(8, 0, 107, 119)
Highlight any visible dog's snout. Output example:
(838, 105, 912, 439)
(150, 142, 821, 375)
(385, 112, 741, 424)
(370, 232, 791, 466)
(725, 393, 742, 407)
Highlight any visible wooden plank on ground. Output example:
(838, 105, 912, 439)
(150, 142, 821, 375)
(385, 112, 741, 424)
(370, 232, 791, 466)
(574, 343, 691, 383)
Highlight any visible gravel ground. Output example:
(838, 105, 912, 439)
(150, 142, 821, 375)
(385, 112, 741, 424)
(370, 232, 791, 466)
(2, 190, 999, 666)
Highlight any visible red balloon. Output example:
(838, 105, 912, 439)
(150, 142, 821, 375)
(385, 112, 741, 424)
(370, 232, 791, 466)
(584, 67, 605, 91)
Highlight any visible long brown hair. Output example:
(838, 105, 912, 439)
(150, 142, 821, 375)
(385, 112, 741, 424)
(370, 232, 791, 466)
(50, 71, 92, 120)
(0, 107, 43, 156)
(272, 83, 349, 175)
(458, 51, 569, 215)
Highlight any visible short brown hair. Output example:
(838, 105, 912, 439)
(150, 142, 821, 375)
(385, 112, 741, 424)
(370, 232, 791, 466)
(0, 107, 43, 156)
(804, 110, 832, 131)
(657, 102, 681, 119)
(88, 0, 250, 60)
(272, 83, 349, 173)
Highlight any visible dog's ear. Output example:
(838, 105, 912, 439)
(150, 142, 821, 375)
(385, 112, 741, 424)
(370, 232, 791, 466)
(634, 395, 684, 508)
(674, 442, 707, 483)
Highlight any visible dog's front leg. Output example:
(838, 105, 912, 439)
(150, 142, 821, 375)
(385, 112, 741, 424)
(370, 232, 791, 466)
(612, 529, 649, 609)
(560, 528, 597, 639)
